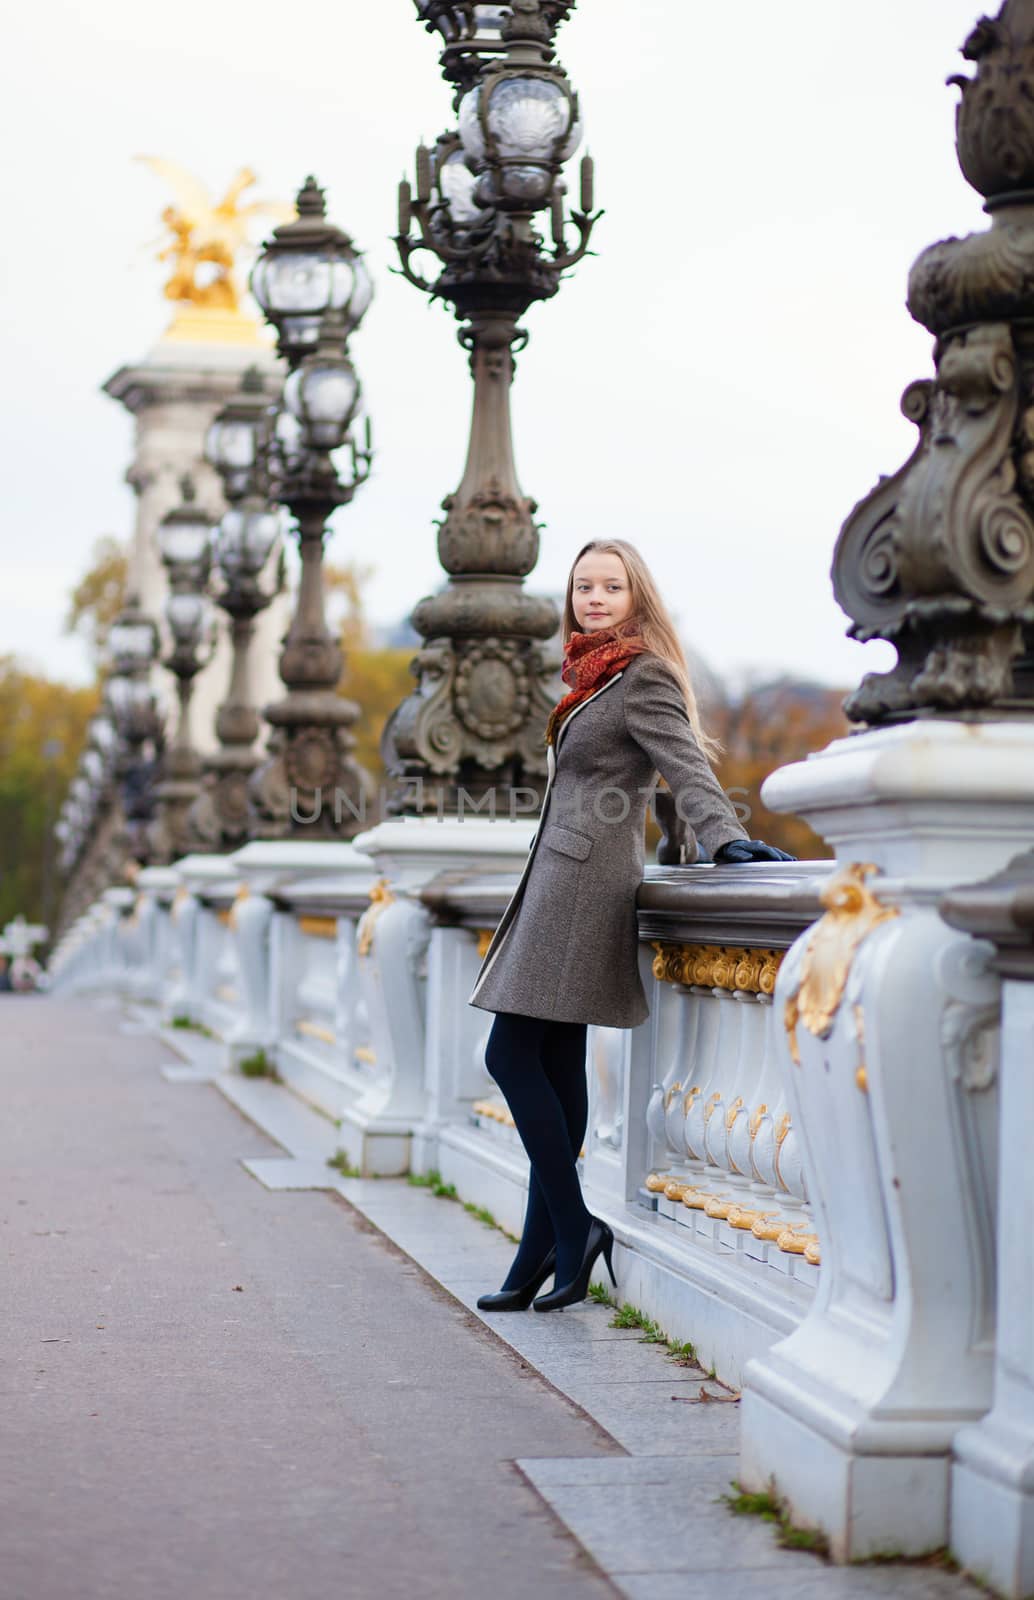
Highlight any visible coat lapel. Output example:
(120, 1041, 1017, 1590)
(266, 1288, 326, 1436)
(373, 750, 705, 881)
(555, 670, 625, 756)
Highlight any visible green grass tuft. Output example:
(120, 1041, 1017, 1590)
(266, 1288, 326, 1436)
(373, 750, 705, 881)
(238, 1049, 278, 1080)
(170, 1014, 214, 1037)
(723, 1480, 830, 1556)
(606, 1300, 701, 1366)
(327, 1151, 362, 1178)
(407, 1169, 458, 1200)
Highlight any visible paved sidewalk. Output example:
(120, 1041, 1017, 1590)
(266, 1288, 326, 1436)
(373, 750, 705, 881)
(1, 998, 619, 1600)
(3, 998, 987, 1600)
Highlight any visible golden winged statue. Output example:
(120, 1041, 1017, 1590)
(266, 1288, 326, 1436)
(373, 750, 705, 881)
(138, 157, 293, 315)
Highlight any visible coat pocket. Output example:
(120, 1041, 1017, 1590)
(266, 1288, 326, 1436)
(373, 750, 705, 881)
(545, 825, 593, 861)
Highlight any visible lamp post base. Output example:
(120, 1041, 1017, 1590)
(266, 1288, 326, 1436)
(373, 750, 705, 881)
(249, 690, 376, 840)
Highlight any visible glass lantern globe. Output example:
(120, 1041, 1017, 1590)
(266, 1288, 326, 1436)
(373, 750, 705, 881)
(438, 146, 483, 227)
(81, 749, 104, 785)
(284, 358, 360, 452)
(218, 506, 284, 580)
(269, 407, 307, 479)
(165, 592, 206, 646)
(205, 369, 272, 499)
(205, 417, 255, 472)
(250, 178, 374, 362)
(205, 418, 258, 502)
(105, 675, 134, 722)
(108, 618, 156, 671)
(157, 508, 212, 570)
(88, 715, 116, 753)
(458, 72, 582, 210)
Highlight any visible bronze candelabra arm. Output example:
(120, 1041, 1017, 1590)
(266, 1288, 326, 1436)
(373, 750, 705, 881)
(548, 153, 601, 271)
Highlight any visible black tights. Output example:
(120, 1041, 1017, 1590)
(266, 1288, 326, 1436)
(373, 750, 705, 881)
(484, 1012, 591, 1289)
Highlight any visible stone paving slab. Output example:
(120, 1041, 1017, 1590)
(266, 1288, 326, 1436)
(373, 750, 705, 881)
(242, 1155, 342, 1190)
(2, 998, 621, 1600)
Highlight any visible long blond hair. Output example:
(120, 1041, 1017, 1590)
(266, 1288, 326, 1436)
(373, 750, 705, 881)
(562, 539, 720, 761)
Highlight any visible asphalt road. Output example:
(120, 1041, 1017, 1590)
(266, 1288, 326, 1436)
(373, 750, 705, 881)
(0, 997, 621, 1600)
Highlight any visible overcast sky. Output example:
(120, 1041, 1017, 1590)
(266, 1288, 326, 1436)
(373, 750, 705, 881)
(1, 0, 986, 693)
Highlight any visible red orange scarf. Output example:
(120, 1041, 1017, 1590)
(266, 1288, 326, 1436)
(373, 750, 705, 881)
(544, 620, 649, 746)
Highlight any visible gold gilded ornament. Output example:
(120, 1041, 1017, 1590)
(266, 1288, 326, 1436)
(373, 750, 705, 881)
(357, 879, 396, 958)
(138, 157, 293, 343)
(784, 864, 898, 1065)
(652, 941, 785, 995)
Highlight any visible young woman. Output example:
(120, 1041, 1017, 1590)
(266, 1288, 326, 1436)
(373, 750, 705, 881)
(468, 539, 794, 1313)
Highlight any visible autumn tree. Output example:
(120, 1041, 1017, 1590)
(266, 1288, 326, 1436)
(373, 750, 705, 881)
(64, 536, 128, 673)
(710, 678, 847, 860)
(0, 658, 98, 931)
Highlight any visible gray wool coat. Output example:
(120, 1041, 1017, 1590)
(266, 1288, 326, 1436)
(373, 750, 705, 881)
(468, 652, 749, 1029)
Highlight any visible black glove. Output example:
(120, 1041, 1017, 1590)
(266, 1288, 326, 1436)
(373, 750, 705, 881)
(714, 838, 797, 864)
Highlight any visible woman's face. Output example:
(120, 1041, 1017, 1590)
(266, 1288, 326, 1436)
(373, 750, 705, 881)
(571, 550, 634, 633)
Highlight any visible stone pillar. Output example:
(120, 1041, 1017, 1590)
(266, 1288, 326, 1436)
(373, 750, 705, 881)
(104, 332, 289, 759)
(942, 852, 1034, 1599)
(737, 724, 1033, 1559)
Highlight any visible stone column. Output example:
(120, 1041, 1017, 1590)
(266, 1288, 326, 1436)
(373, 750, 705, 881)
(104, 333, 289, 758)
(942, 852, 1034, 1599)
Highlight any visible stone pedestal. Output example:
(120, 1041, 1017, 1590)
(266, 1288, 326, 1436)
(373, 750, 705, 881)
(738, 720, 1034, 1561)
(349, 816, 536, 1175)
(226, 840, 373, 1074)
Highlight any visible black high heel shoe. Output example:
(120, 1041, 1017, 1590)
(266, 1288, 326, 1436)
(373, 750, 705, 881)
(533, 1219, 616, 1313)
(476, 1246, 556, 1312)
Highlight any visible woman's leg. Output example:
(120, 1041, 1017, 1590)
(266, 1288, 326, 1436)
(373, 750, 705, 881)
(507, 1023, 590, 1284)
(485, 1013, 591, 1288)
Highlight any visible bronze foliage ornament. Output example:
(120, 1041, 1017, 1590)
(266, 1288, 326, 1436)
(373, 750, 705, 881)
(833, 0, 1034, 724)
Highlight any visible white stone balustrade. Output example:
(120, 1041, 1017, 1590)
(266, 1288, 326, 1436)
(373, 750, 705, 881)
(739, 719, 1034, 1563)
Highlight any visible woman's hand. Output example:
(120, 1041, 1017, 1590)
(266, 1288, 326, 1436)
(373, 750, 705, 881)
(714, 838, 797, 864)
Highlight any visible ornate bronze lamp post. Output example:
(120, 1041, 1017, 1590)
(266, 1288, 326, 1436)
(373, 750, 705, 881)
(247, 177, 375, 838)
(188, 371, 286, 851)
(389, 0, 598, 813)
(149, 484, 214, 863)
(832, 7, 1034, 721)
(105, 595, 163, 865)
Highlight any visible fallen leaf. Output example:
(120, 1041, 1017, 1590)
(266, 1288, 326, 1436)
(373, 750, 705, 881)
(672, 1386, 742, 1404)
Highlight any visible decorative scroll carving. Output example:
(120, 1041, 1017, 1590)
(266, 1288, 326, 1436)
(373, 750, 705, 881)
(833, 2, 1034, 723)
(437, 480, 539, 576)
(385, 633, 556, 809)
